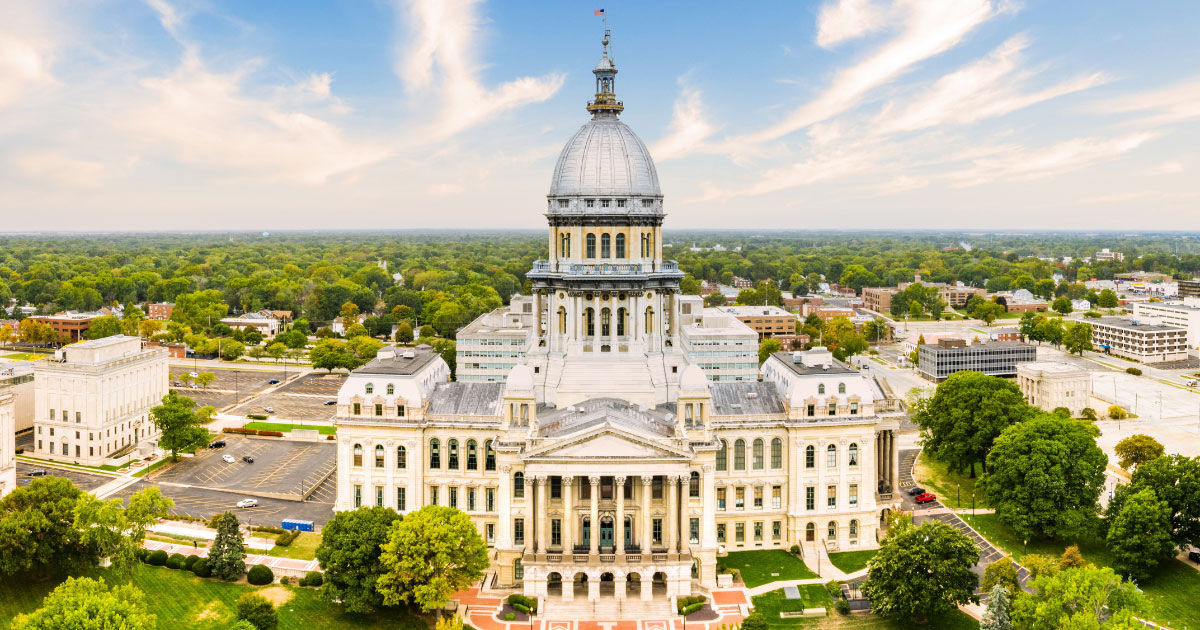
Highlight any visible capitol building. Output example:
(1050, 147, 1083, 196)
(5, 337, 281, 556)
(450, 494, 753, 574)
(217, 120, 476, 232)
(334, 32, 903, 606)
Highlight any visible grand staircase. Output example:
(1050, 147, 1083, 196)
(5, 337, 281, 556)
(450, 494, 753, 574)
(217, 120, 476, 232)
(551, 356, 659, 408)
(540, 596, 673, 620)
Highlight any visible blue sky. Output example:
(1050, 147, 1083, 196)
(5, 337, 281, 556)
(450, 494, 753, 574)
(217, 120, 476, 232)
(1, 0, 1198, 231)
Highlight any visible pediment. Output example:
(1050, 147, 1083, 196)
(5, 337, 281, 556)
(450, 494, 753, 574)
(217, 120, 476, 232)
(527, 425, 688, 460)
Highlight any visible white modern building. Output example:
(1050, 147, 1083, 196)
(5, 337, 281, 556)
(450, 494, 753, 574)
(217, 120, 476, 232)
(220, 311, 280, 337)
(33, 335, 168, 466)
(333, 32, 903, 611)
(1016, 361, 1092, 416)
(1091, 317, 1189, 363)
(0, 361, 35, 432)
(456, 296, 535, 382)
(1132, 302, 1200, 350)
(0, 389, 14, 497)
(678, 306, 758, 382)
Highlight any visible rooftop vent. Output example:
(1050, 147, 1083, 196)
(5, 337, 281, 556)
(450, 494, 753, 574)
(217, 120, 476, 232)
(746, 391, 758, 399)
(402, 350, 416, 359)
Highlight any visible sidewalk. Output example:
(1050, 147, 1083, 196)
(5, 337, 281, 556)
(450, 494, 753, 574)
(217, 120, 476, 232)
(152, 521, 275, 550)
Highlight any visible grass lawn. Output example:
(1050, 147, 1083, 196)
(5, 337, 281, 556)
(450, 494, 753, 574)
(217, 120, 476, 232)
(961, 513, 1200, 629)
(0, 352, 49, 360)
(720, 550, 817, 587)
(0, 565, 428, 630)
(133, 457, 173, 478)
(752, 586, 831, 625)
(753, 588, 978, 629)
(245, 422, 337, 435)
(827, 550, 876, 575)
(267, 532, 322, 560)
(913, 452, 982, 510)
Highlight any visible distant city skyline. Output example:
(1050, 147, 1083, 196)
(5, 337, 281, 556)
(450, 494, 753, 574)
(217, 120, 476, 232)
(1, 0, 1198, 231)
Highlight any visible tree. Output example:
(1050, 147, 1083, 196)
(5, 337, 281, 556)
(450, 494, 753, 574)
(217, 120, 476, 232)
(345, 323, 368, 339)
(236, 593, 277, 630)
(1051, 296, 1073, 315)
(85, 315, 122, 340)
(1011, 566, 1143, 630)
(981, 556, 1020, 595)
(220, 339, 245, 361)
(980, 584, 1012, 630)
(1106, 454, 1200, 553)
(704, 292, 728, 307)
(394, 321, 414, 343)
(972, 300, 1005, 325)
(1108, 405, 1127, 420)
(1034, 317, 1064, 347)
(149, 392, 209, 461)
(195, 372, 215, 389)
(138, 319, 164, 338)
(758, 338, 782, 364)
(73, 486, 171, 576)
(1098, 289, 1119, 308)
(265, 342, 287, 363)
(1062, 322, 1094, 355)
(352, 336, 384, 360)
(978, 414, 1107, 541)
(377, 505, 489, 612)
(314, 506, 402, 613)
(1019, 311, 1038, 341)
(209, 511, 246, 581)
(1059, 545, 1087, 569)
(1107, 488, 1174, 581)
(311, 338, 363, 373)
(10, 577, 154, 630)
(339, 301, 360, 321)
(1113, 434, 1164, 471)
(0, 477, 87, 577)
(860, 519, 979, 622)
(911, 371, 1034, 477)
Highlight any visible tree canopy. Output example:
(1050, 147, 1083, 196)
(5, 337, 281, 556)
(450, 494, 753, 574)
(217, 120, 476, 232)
(1011, 565, 1143, 630)
(1113, 434, 1164, 471)
(860, 519, 980, 622)
(912, 371, 1035, 477)
(377, 505, 489, 612)
(314, 506, 403, 614)
(149, 391, 209, 461)
(0, 476, 89, 577)
(11, 577, 154, 630)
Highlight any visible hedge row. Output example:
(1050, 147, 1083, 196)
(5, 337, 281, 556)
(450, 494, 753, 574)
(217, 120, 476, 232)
(507, 594, 538, 614)
(275, 529, 302, 547)
(677, 594, 706, 615)
(246, 414, 269, 420)
(299, 571, 323, 587)
(222, 427, 284, 437)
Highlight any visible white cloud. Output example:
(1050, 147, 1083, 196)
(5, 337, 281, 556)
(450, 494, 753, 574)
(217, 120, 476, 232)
(651, 84, 716, 161)
(815, 0, 893, 48)
(396, 0, 564, 139)
(0, 3, 58, 110)
(943, 132, 1157, 187)
(1148, 160, 1184, 175)
(12, 152, 108, 189)
(1099, 76, 1200, 127)
(427, 182, 465, 197)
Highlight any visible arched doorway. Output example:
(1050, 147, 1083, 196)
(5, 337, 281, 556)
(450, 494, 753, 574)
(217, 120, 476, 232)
(652, 571, 667, 597)
(805, 522, 816, 542)
(572, 571, 588, 598)
(547, 572, 562, 597)
(599, 515, 615, 550)
(599, 572, 615, 597)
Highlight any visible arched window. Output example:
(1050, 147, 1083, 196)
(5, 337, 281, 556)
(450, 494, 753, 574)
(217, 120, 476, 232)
(387, 383, 395, 395)
(448, 439, 460, 469)
(806, 522, 815, 540)
(752, 439, 764, 470)
(848, 443, 859, 467)
(485, 440, 496, 471)
(689, 471, 700, 497)
(616, 233, 626, 258)
(558, 307, 567, 334)
(514, 472, 525, 499)
(601, 234, 611, 258)
(849, 520, 859, 540)
(805, 445, 815, 469)
(716, 440, 728, 471)
(466, 439, 478, 470)
(827, 444, 837, 468)
(585, 308, 595, 336)
(429, 439, 440, 469)
(827, 521, 837, 541)
(396, 445, 407, 469)
(734, 439, 746, 471)
(375, 444, 385, 468)
(685, 404, 694, 425)
(617, 308, 626, 336)
(838, 382, 846, 394)
(352, 443, 363, 467)
(601, 308, 611, 336)
(645, 307, 654, 332)
(586, 233, 596, 258)
(818, 383, 825, 395)
(365, 383, 374, 394)
(771, 438, 783, 469)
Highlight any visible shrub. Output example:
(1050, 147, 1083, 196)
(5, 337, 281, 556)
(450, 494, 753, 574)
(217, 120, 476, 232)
(299, 571, 323, 587)
(682, 602, 704, 615)
(505, 613, 515, 621)
(237, 592, 278, 630)
(247, 414, 268, 420)
(1109, 405, 1128, 420)
(252, 526, 287, 535)
(165, 553, 185, 569)
(280, 576, 291, 586)
(1081, 407, 1098, 420)
(14, 447, 23, 454)
(192, 558, 212, 578)
(740, 612, 768, 630)
(1052, 406, 1072, 418)
(184, 554, 199, 570)
(247, 564, 275, 585)
(147, 550, 168, 566)
(1126, 367, 1142, 376)
(136, 548, 151, 563)
(789, 544, 802, 555)
(274, 529, 301, 547)
(835, 599, 850, 615)
(824, 580, 842, 599)
(326, 434, 335, 441)
(507, 594, 538, 613)
(512, 603, 529, 614)
(677, 595, 706, 614)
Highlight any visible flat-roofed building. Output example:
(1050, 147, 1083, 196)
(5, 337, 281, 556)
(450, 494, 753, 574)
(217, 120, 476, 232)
(1091, 317, 1189, 363)
(679, 310, 758, 382)
(456, 297, 535, 383)
(917, 339, 1036, 382)
(28, 312, 101, 343)
(33, 335, 168, 466)
(717, 305, 796, 339)
(1132, 302, 1200, 350)
(1016, 361, 1092, 416)
(220, 312, 280, 337)
(0, 389, 14, 497)
(1180, 280, 1200, 300)
(0, 362, 35, 432)
(1115, 271, 1172, 283)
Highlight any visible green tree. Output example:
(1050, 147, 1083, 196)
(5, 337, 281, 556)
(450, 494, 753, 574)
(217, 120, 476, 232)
(394, 321, 414, 343)
(980, 584, 1012, 630)
(1035, 317, 1064, 347)
(1019, 311, 1039, 341)
(352, 336, 384, 360)
(377, 505, 489, 612)
(978, 414, 1107, 541)
(1097, 289, 1119, 308)
(10, 577, 154, 630)
(1107, 488, 1174, 581)
(220, 339, 245, 360)
(972, 300, 1005, 325)
(981, 556, 1020, 595)
(85, 315, 122, 340)
(209, 512, 246, 581)
(345, 323, 368, 339)
(1051, 296, 1073, 315)
(73, 486, 171, 576)
(195, 372, 215, 389)
(236, 593, 277, 630)
(314, 506, 402, 613)
(860, 519, 979, 623)
(1011, 566, 1143, 630)
(1113, 434, 1164, 470)
(311, 338, 363, 373)
(339, 301, 360, 320)
(1059, 545, 1087, 569)
(680, 275, 701, 295)
(911, 371, 1034, 477)
(758, 338, 782, 364)
(149, 391, 209, 461)
(1106, 454, 1200, 552)
(1062, 321, 1094, 355)
(265, 342, 287, 362)
(703, 292, 727, 307)
(0, 476, 87, 577)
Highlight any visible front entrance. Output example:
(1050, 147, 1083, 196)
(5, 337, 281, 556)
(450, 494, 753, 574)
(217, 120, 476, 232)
(806, 522, 815, 542)
(599, 516, 614, 548)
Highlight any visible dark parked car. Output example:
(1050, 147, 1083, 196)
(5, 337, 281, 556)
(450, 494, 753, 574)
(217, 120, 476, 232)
(242, 456, 255, 464)
(1189, 550, 1200, 563)
(209, 440, 226, 449)
(907, 486, 925, 496)
(26, 469, 47, 477)
(914, 492, 938, 504)
(267, 379, 280, 385)
(324, 400, 337, 406)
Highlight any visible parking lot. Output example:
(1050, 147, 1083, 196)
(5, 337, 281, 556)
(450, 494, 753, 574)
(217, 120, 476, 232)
(168, 365, 287, 409)
(229, 372, 345, 421)
(114, 478, 335, 527)
(152, 435, 335, 499)
(16, 461, 111, 492)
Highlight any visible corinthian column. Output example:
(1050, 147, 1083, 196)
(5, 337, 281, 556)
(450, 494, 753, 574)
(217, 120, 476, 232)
(667, 475, 679, 553)
(615, 476, 626, 555)
(641, 476, 652, 552)
(562, 476, 574, 552)
(589, 476, 600, 555)
(536, 476, 547, 553)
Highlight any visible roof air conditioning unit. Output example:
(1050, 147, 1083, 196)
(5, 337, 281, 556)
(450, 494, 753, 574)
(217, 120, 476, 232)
(402, 350, 416, 359)
(822, 364, 829, 371)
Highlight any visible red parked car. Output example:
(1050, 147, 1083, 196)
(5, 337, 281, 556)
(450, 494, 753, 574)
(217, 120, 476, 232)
(914, 492, 938, 504)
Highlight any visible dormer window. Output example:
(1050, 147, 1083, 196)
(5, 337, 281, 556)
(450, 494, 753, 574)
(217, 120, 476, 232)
(387, 383, 395, 395)
(818, 383, 825, 395)
(617, 199, 626, 208)
(365, 383, 374, 394)
(600, 199, 610, 208)
(558, 199, 569, 208)
(586, 199, 595, 208)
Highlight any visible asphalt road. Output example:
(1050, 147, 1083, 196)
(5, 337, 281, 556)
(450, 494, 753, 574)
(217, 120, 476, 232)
(15, 461, 111, 491)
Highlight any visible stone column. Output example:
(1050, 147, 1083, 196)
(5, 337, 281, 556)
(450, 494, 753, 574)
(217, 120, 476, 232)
(667, 475, 679, 553)
(497, 465, 512, 549)
(588, 570, 600, 601)
(890, 431, 900, 494)
(537, 476, 547, 553)
(592, 294, 601, 355)
(615, 475, 626, 555)
(641, 476, 653, 552)
(701, 465, 717, 548)
(615, 572, 627, 600)
(641, 574, 653, 601)
(534, 291, 542, 341)
(561, 477, 576, 549)
(589, 476, 600, 555)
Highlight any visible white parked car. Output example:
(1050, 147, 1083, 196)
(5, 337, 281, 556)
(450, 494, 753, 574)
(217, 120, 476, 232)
(221, 454, 235, 464)
(236, 498, 258, 508)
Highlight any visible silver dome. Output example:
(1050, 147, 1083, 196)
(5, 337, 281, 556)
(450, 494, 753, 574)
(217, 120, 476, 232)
(548, 118, 661, 198)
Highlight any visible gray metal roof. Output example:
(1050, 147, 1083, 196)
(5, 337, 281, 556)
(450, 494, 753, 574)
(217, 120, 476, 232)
(537, 398, 676, 437)
(710, 382, 785, 416)
(548, 118, 661, 198)
(426, 382, 504, 416)
(770, 352, 857, 376)
(355, 347, 440, 376)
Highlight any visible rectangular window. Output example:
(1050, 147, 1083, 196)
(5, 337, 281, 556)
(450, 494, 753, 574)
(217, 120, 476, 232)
(772, 486, 782, 509)
(828, 403, 837, 416)
(652, 476, 663, 500)
(50, 408, 54, 420)
(397, 405, 405, 417)
(717, 487, 726, 511)
(754, 486, 763, 509)
(735, 522, 745, 543)
(551, 476, 561, 499)
(62, 443, 68, 455)
(376, 486, 384, 507)
(486, 487, 495, 512)
(353, 403, 361, 415)
(467, 487, 476, 511)
(754, 521, 763, 542)
(827, 485, 837, 508)
(850, 402, 858, 415)
(689, 518, 700, 545)
(807, 404, 815, 417)
(449, 487, 458, 509)
(806, 486, 815, 511)
(431, 486, 439, 506)
(735, 486, 745, 510)
(397, 487, 406, 511)
(486, 523, 495, 544)
(551, 519, 561, 547)
(354, 484, 362, 508)
(773, 521, 782, 540)
(514, 519, 525, 545)
(514, 476, 524, 499)
(75, 412, 81, 423)
(375, 404, 383, 416)
(717, 523, 726, 543)
(653, 518, 663, 545)
(850, 484, 858, 507)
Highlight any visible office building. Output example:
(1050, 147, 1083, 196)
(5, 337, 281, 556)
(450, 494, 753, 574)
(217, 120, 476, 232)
(1132, 302, 1200, 350)
(916, 339, 1036, 382)
(1016, 361, 1092, 416)
(1091, 317, 1189, 363)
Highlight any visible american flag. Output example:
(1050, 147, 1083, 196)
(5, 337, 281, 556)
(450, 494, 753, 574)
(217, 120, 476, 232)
(594, 9, 605, 16)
